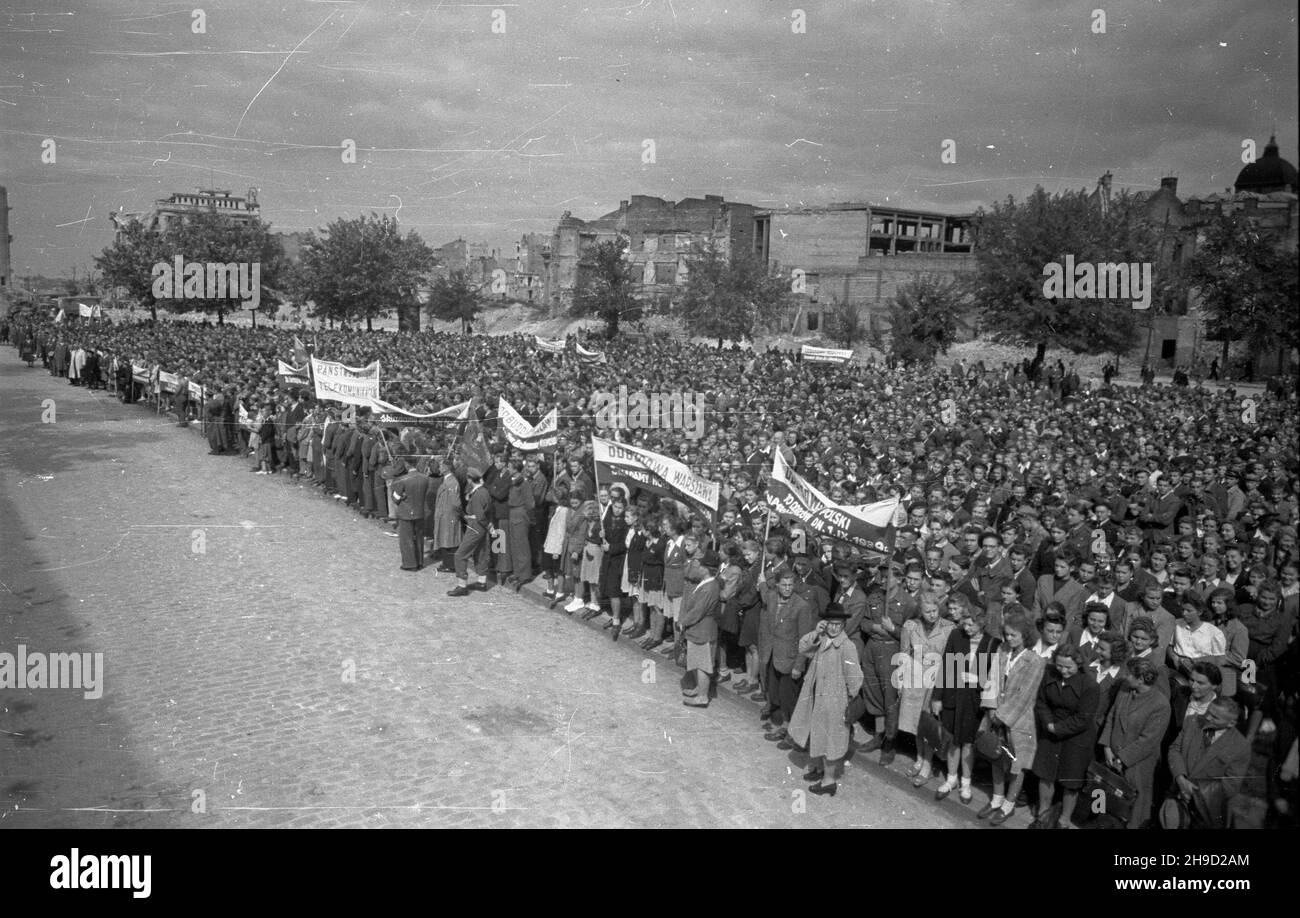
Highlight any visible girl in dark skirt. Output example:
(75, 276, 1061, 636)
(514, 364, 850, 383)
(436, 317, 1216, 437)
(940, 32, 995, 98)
(638, 516, 667, 650)
(933, 602, 1001, 804)
(1030, 644, 1101, 829)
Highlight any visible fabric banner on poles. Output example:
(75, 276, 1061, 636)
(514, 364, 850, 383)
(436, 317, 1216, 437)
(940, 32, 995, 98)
(534, 335, 566, 355)
(498, 397, 558, 451)
(367, 397, 472, 428)
(131, 363, 148, 384)
(591, 436, 719, 517)
(188, 381, 205, 401)
(158, 370, 181, 392)
(238, 403, 254, 430)
(800, 344, 854, 364)
(574, 342, 605, 365)
(310, 356, 380, 406)
(765, 449, 898, 553)
(276, 360, 311, 388)
(77, 303, 103, 319)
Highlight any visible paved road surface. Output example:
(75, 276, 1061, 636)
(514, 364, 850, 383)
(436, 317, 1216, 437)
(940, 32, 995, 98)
(0, 358, 974, 828)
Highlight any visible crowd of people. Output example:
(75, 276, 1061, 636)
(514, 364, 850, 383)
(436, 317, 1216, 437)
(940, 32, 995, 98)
(4, 308, 1298, 828)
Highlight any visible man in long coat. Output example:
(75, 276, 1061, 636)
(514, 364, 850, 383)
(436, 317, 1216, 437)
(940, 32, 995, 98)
(788, 604, 864, 795)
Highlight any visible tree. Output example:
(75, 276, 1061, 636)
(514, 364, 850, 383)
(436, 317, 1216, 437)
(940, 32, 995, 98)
(296, 213, 434, 331)
(888, 275, 960, 365)
(571, 235, 640, 338)
(823, 297, 866, 350)
(94, 220, 169, 321)
(678, 242, 791, 346)
(967, 186, 1163, 354)
(1187, 213, 1300, 378)
(162, 213, 290, 324)
(427, 270, 484, 333)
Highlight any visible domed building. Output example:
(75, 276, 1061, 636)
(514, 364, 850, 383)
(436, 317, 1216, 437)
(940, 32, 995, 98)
(1234, 135, 1299, 195)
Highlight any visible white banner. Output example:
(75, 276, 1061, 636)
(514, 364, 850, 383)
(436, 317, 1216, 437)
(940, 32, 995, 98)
(188, 381, 205, 401)
(158, 370, 180, 392)
(311, 356, 381, 406)
(592, 436, 719, 514)
(801, 344, 854, 364)
(534, 335, 566, 354)
(365, 397, 471, 428)
(498, 397, 558, 450)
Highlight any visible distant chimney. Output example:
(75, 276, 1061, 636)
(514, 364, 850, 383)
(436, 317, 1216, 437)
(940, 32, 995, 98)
(1160, 177, 1178, 194)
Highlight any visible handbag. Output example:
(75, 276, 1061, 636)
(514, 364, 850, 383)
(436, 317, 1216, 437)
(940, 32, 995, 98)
(1083, 761, 1138, 823)
(974, 724, 1016, 770)
(917, 711, 953, 757)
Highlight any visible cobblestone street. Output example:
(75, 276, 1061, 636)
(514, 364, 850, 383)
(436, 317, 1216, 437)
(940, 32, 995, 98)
(0, 360, 967, 829)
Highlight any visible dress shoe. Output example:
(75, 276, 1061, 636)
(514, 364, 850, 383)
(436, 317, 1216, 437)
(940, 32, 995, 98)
(808, 783, 837, 797)
(610, 626, 620, 643)
(976, 802, 998, 820)
(989, 806, 1016, 827)
(682, 698, 708, 708)
(959, 789, 973, 805)
(627, 626, 647, 640)
(802, 769, 825, 782)
(878, 742, 896, 767)
(447, 586, 470, 597)
(731, 679, 754, 693)
(468, 583, 489, 592)
(759, 705, 774, 721)
(602, 619, 615, 630)
(911, 772, 930, 788)
(764, 731, 788, 742)
(581, 608, 602, 621)
(775, 739, 796, 751)
(859, 735, 884, 754)
(934, 785, 953, 801)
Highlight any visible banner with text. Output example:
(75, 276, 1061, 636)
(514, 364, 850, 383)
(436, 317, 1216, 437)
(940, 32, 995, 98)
(498, 397, 558, 451)
(366, 397, 472, 428)
(534, 336, 567, 355)
(311, 356, 381, 406)
(276, 360, 311, 388)
(800, 344, 854, 364)
(591, 436, 719, 517)
(766, 449, 898, 554)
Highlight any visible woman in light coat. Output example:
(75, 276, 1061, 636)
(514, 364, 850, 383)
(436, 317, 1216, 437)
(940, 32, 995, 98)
(898, 594, 955, 787)
(788, 603, 864, 797)
(983, 610, 1046, 825)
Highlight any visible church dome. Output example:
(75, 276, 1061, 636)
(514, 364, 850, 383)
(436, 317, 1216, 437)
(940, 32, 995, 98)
(1235, 135, 1298, 194)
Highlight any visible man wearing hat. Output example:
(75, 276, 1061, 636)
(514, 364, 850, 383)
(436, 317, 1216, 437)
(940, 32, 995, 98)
(449, 467, 493, 596)
(786, 601, 864, 796)
(857, 562, 917, 765)
(390, 455, 433, 572)
(680, 551, 722, 708)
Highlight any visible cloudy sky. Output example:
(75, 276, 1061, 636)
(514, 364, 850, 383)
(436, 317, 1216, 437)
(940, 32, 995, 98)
(1, 0, 1295, 278)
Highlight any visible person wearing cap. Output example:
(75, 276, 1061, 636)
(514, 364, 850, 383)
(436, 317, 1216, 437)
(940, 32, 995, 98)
(759, 567, 816, 740)
(449, 466, 492, 596)
(786, 602, 864, 796)
(680, 551, 722, 708)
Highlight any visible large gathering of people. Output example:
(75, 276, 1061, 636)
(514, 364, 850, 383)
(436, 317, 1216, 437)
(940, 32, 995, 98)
(5, 308, 1298, 829)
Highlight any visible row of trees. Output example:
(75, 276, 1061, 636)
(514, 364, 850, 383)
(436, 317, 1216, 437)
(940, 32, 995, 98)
(95, 190, 1296, 372)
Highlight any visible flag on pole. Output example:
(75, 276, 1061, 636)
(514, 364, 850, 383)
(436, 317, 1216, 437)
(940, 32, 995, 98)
(461, 419, 493, 472)
(293, 336, 310, 368)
